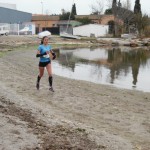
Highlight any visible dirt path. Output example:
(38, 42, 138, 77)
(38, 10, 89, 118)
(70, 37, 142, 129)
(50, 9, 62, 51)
(0, 46, 150, 150)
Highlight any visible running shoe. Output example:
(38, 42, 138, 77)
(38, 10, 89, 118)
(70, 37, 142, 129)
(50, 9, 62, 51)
(36, 82, 40, 90)
(49, 87, 54, 92)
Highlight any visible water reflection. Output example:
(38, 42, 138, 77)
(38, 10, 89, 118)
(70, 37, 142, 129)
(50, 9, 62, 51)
(107, 48, 149, 86)
(53, 47, 150, 92)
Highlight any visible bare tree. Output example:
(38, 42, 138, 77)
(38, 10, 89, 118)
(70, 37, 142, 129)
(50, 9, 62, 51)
(91, 0, 104, 15)
(90, 0, 104, 24)
(106, 0, 113, 9)
(122, 0, 131, 10)
(111, 0, 135, 36)
(126, 0, 131, 10)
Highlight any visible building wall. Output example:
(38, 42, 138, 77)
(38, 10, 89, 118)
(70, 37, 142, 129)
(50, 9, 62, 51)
(90, 15, 115, 25)
(75, 15, 115, 25)
(32, 15, 60, 29)
(33, 20, 59, 28)
(32, 15, 114, 30)
(101, 15, 115, 25)
(73, 24, 109, 37)
(0, 7, 32, 23)
(31, 15, 114, 35)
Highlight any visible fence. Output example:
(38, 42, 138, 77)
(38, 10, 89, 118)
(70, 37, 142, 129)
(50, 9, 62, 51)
(0, 23, 35, 35)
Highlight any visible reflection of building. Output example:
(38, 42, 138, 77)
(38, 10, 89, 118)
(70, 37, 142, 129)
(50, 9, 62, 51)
(58, 51, 76, 72)
(56, 48, 150, 86)
(107, 49, 149, 86)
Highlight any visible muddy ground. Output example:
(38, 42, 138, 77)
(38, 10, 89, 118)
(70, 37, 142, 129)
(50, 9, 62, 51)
(0, 35, 150, 150)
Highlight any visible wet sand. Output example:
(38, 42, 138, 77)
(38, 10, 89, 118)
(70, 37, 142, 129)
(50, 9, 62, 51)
(0, 36, 150, 150)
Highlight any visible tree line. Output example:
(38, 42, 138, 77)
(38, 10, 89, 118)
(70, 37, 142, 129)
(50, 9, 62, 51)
(59, 0, 150, 37)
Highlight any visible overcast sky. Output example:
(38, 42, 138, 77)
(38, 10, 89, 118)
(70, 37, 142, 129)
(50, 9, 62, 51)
(0, 0, 149, 15)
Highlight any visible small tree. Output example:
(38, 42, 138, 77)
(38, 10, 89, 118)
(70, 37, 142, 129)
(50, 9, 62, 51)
(72, 3, 77, 15)
(134, 14, 150, 36)
(60, 10, 75, 20)
(122, 0, 131, 10)
(144, 26, 150, 37)
(104, 0, 113, 14)
(104, 8, 113, 14)
(133, 0, 143, 35)
(111, 0, 135, 36)
(141, 15, 149, 30)
(134, 0, 141, 14)
(90, 0, 104, 24)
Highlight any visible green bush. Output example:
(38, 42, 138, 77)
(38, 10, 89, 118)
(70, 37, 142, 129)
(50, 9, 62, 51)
(144, 26, 150, 37)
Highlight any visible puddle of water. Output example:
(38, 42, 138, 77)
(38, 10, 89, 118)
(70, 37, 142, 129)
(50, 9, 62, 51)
(53, 47, 150, 92)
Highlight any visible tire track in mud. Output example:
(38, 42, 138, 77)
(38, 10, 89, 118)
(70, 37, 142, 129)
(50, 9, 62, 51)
(0, 48, 104, 149)
(0, 95, 104, 150)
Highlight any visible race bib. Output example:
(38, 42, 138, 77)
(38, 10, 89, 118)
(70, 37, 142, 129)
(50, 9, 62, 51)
(43, 54, 50, 58)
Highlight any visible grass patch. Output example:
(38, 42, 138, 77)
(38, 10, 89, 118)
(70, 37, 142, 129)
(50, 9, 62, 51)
(76, 128, 86, 132)
(0, 51, 8, 58)
(0, 44, 37, 58)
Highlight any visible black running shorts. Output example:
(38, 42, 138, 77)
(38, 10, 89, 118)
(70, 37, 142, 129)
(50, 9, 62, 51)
(39, 61, 51, 67)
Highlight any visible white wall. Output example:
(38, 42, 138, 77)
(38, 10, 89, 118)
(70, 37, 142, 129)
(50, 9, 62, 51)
(0, 23, 35, 35)
(0, 3, 16, 10)
(73, 24, 108, 37)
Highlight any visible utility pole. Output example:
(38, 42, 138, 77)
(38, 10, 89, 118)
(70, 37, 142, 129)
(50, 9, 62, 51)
(41, 1, 43, 14)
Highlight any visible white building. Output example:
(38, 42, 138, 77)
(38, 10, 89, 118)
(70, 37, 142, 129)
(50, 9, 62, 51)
(0, 2, 16, 10)
(73, 24, 109, 37)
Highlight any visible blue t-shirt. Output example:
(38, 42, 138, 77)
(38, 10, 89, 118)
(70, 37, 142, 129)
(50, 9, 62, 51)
(38, 44, 52, 62)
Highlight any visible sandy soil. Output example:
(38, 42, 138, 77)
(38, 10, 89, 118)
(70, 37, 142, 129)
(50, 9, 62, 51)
(0, 36, 150, 150)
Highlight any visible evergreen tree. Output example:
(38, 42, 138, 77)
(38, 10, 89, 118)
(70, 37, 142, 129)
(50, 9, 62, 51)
(104, 8, 113, 14)
(72, 3, 77, 15)
(134, 0, 142, 14)
(112, 0, 117, 8)
(118, 0, 122, 7)
(112, 0, 117, 15)
(60, 12, 75, 20)
(60, 3, 77, 20)
(133, 0, 143, 35)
